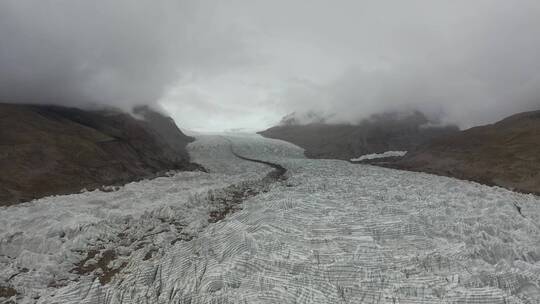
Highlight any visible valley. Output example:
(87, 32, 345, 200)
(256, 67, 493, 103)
(2, 134, 539, 303)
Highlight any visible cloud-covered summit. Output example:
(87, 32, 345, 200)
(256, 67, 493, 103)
(0, 1, 249, 112)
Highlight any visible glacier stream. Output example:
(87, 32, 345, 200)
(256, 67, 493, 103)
(1, 134, 540, 303)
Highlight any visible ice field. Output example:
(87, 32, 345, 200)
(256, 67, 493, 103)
(2, 134, 540, 303)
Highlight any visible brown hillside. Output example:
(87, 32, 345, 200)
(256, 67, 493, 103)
(259, 111, 458, 160)
(0, 104, 201, 206)
(391, 111, 540, 194)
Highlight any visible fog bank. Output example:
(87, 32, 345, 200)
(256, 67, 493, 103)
(2, 1, 540, 130)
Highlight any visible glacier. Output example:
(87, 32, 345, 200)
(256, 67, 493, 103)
(1, 134, 540, 303)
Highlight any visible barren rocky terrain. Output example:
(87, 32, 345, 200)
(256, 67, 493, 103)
(391, 110, 540, 195)
(0, 104, 201, 206)
(259, 111, 458, 160)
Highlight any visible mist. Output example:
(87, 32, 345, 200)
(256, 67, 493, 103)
(1, 1, 540, 130)
(0, 1, 250, 112)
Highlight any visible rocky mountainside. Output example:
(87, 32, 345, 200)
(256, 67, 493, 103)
(0, 103, 201, 206)
(390, 110, 540, 195)
(259, 111, 459, 159)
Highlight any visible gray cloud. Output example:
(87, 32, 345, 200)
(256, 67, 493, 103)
(263, 0, 540, 128)
(0, 1, 250, 111)
(1, 1, 540, 130)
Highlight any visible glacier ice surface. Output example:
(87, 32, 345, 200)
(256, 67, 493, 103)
(1, 134, 540, 303)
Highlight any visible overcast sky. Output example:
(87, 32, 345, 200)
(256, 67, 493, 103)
(2, 1, 540, 131)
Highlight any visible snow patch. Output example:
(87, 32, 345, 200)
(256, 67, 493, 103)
(351, 150, 407, 162)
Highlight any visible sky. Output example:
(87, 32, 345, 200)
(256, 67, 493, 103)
(1, 1, 540, 132)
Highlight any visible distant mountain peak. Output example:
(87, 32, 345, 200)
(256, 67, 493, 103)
(279, 111, 330, 126)
(278, 109, 445, 128)
(260, 109, 459, 160)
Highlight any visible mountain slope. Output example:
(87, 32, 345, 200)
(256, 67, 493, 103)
(391, 110, 540, 194)
(0, 103, 201, 206)
(259, 111, 459, 159)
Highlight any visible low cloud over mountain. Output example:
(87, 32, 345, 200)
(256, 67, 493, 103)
(1, 1, 540, 130)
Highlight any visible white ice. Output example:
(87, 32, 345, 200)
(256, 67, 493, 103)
(351, 151, 407, 162)
(2, 134, 540, 304)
